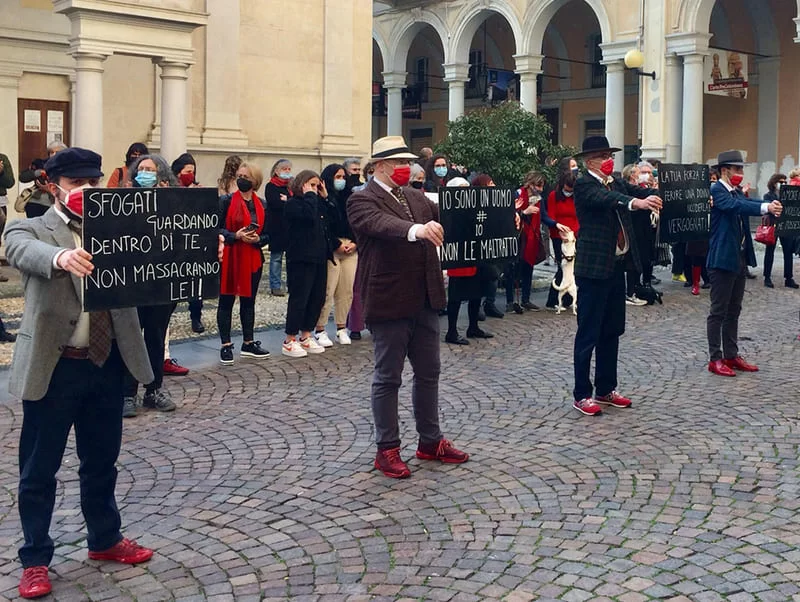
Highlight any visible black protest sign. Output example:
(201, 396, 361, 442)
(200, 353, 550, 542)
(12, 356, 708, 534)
(82, 187, 221, 311)
(776, 185, 800, 237)
(658, 163, 711, 243)
(438, 187, 518, 269)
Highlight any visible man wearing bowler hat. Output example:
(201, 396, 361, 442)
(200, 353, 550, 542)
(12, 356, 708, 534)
(347, 135, 469, 478)
(571, 136, 663, 416)
(706, 150, 782, 377)
(5, 148, 155, 599)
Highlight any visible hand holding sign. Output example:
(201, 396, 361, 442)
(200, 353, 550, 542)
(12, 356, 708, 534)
(418, 221, 444, 247)
(632, 195, 663, 212)
(58, 247, 94, 277)
(768, 200, 782, 217)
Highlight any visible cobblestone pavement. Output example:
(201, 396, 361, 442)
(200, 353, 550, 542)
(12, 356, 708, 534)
(0, 276, 799, 602)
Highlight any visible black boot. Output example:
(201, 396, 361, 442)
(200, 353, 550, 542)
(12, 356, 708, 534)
(764, 277, 774, 288)
(483, 302, 504, 319)
(786, 278, 799, 289)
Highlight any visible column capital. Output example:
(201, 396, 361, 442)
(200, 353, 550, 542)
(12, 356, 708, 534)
(0, 63, 23, 89)
(664, 53, 682, 68)
(666, 32, 711, 56)
(513, 54, 543, 76)
(682, 53, 706, 66)
(381, 71, 407, 89)
(442, 63, 470, 83)
(600, 59, 626, 73)
(158, 60, 191, 80)
(599, 39, 638, 63)
(71, 52, 109, 73)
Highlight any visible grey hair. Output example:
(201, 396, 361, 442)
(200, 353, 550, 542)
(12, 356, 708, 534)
(637, 160, 654, 170)
(270, 158, 292, 177)
(129, 154, 179, 187)
(343, 157, 361, 170)
(410, 163, 425, 179)
(47, 140, 68, 153)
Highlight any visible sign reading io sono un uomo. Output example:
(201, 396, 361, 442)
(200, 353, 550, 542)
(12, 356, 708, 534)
(82, 187, 221, 311)
(438, 186, 519, 269)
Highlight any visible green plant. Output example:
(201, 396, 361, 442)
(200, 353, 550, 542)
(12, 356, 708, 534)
(434, 102, 577, 187)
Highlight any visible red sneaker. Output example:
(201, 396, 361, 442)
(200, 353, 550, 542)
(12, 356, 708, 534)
(416, 439, 469, 464)
(595, 390, 632, 408)
(88, 538, 153, 564)
(374, 447, 411, 478)
(708, 360, 736, 377)
(573, 398, 602, 416)
(19, 566, 51, 599)
(163, 358, 189, 376)
(723, 356, 759, 372)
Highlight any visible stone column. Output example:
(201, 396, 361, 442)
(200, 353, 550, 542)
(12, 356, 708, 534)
(443, 63, 470, 122)
(664, 54, 683, 163)
(159, 60, 190, 164)
(756, 57, 780, 169)
(321, 0, 357, 153)
(382, 71, 406, 137)
(680, 53, 705, 163)
(0, 67, 21, 221)
(513, 54, 543, 113)
(603, 60, 626, 169)
(72, 52, 107, 155)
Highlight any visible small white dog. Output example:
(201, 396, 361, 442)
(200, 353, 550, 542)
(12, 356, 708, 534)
(552, 231, 578, 315)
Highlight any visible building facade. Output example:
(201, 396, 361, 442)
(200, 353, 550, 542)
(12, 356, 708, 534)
(373, 0, 800, 190)
(0, 0, 373, 218)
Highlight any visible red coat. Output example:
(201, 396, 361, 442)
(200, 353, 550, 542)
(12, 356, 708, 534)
(516, 188, 542, 267)
(547, 190, 580, 240)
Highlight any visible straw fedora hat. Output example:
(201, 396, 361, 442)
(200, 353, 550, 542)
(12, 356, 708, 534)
(371, 136, 418, 162)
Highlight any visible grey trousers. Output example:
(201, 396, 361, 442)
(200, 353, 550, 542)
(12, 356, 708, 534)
(370, 308, 443, 450)
(707, 259, 747, 362)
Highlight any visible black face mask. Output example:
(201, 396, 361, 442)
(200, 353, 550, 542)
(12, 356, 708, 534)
(237, 177, 253, 193)
(411, 181, 424, 190)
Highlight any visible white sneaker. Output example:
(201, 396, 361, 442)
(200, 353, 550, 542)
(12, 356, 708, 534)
(300, 336, 325, 354)
(282, 340, 307, 358)
(336, 329, 352, 345)
(314, 330, 334, 348)
(625, 295, 647, 306)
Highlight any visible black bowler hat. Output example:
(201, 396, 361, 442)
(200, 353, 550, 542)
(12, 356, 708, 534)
(574, 135, 622, 158)
(713, 149, 746, 169)
(44, 147, 103, 180)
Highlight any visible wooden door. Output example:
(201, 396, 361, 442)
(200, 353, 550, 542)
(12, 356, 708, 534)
(17, 99, 70, 173)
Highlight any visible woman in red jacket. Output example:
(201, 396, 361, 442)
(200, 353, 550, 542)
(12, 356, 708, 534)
(541, 157, 580, 309)
(505, 171, 545, 312)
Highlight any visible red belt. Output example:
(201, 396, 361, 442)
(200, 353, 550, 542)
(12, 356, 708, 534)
(61, 346, 89, 360)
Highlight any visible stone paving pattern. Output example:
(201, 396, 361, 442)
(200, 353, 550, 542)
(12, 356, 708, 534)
(0, 277, 799, 601)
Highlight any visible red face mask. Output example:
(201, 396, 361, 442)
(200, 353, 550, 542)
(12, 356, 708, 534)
(57, 184, 91, 219)
(390, 165, 411, 187)
(600, 158, 615, 177)
(179, 172, 195, 187)
(729, 174, 744, 187)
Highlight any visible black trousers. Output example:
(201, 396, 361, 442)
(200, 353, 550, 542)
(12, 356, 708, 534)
(285, 261, 327, 335)
(123, 304, 174, 397)
(370, 308, 443, 449)
(505, 260, 532, 304)
(684, 256, 710, 283)
(217, 268, 263, 344)
(188, 298, 203, 322)
(763, 237, 795, 281)
(446, 298, 480, 335)
(573, 262, 626, 401)
(19, 345, 125, 567)
(671, 243, 686, 276)
(707, 259, 746, 362)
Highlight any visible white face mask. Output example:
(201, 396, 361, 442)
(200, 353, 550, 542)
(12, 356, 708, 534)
(563, 190, 573, 197)
(638, 173, 650, 183)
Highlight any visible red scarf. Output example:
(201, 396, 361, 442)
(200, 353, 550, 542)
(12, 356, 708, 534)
(269, 175, 292, 193)
(515, 187, 542, 267)
(220, 191, 265, 297)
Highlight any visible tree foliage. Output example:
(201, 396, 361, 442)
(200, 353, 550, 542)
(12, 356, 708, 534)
(435, 102, 577, 187)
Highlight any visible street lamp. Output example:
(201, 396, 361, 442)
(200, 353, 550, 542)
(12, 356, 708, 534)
(624, 49, 656, 80)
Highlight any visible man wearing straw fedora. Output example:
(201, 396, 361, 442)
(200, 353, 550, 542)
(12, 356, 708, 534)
(571, 136, 663, 416)
(348, 136, 469, 479)
(706, 150, 782, 377)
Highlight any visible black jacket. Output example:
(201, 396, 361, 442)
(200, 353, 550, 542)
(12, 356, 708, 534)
(219, 193, 269, 250)
(264, 181, 290, 253)
(285, 191, 333, 264)
(574, 173, 655, 279)
(323, 190, 355, 250)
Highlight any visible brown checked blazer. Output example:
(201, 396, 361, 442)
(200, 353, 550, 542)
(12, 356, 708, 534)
(347, 180, 446, 324)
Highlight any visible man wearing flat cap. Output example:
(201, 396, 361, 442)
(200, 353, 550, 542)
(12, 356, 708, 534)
(706, 150, 782, 377)
(571, 136, 663, 417)
(347, 135, 469, 479)
(5, 147, 155, 599)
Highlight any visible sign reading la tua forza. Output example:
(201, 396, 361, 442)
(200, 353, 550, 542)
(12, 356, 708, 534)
(705, 50, 749, 99)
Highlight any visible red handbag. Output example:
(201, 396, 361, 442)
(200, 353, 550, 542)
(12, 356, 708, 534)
(755, 217, 776, 246)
